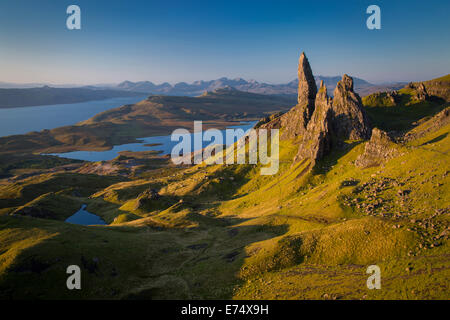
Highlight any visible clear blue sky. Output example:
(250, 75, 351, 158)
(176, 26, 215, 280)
(0, 0, 449, 85)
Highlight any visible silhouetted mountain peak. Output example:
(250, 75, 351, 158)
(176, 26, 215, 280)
(114, 74, 380, 97)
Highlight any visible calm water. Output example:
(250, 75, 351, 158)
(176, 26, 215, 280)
(65, 204, 107, 226)
(49, 122, 257, 162)
(0, 96, 146, 137)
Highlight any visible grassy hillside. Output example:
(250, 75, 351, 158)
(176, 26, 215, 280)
(0, 78, 448, 300)
(0, 116, 448, 299)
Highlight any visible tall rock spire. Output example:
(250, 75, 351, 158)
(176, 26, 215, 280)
(297, 52, 317, 112)
(279, 52, 317, 139)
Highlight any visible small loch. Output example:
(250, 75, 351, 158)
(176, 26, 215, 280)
(48, 121, 257, 162)
(65, 204, 107, 226)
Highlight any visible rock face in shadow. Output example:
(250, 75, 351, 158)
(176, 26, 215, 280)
(355, 128, 399, 168)
(294, 81, 333, 163)
(279, 52, 318, 139)
(407, 82, 429, 101)
(331, 74, 371, 140)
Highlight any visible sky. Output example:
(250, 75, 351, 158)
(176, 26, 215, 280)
(0, 0, 449, 85)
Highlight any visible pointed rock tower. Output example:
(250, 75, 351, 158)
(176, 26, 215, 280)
(280, 52, 317, 139)
(331, 74, 371, 140)
(297, 52, 318, 115)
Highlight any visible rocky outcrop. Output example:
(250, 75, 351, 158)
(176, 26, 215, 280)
(140, 188, 160, 200)
(355, 128, 399, 168)
(294, 81, 332, 163)
(280, 52, 317, 139)
(386, 91, 399, 104)
(407, 82, 429, 101)
(133, 188, 161, 211)
(331, 74, 371, 140)
(255, 111, 284, 130)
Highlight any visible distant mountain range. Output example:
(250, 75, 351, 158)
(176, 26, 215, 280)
(116, 76, 407, 97)
(0, 76, 407, 109)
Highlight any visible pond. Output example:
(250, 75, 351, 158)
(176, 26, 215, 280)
(65, 204, 107, 226)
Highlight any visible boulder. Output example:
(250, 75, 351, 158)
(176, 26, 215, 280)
(355, 128, 399, 168)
